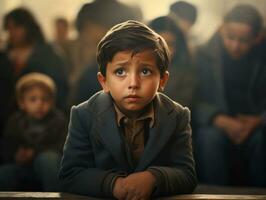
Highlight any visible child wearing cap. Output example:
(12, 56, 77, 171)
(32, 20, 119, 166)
(0, 72, 67, 191)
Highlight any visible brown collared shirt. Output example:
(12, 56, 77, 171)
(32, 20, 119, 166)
(114, 103, 154, 165)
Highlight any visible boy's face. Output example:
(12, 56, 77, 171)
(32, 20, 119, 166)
(220, 22, 256, 60)
(19, 86, 54, 120)
(98, 49, 169, 118)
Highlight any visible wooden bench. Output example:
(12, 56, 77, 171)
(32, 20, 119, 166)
(0, 192, 266, 200)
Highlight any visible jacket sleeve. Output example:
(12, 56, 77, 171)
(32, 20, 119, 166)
(58, 105, 122, 197)
(149, 108, 197, 195)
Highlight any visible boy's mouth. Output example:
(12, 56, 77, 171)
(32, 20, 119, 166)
(124, 95, 141, 102)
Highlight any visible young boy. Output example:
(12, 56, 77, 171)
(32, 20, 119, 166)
(59, 20, 197, 199)
(0, 72, 67, 191)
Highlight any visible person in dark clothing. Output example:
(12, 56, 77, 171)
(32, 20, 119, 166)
(195, 4, 266, 186)
(149, 16, 197, 109)
(3, 7, 68, 111)
(0, 73, 67, 191)
(72, 61, 101, 105)
(168, 1, 197, 35)
(59, 20, 197, 199)
(0, 51, 15, 164)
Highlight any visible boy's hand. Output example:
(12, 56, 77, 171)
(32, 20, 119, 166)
(15, 147, 35, 164)
(113, 177, 127, 200)
(122, 171, 156, 200)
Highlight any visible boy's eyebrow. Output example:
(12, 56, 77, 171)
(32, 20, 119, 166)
(139, 61, 156, 66)
(112, 60, 130, 66)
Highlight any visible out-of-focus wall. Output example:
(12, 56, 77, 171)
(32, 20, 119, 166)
(0, 0, 265, 46)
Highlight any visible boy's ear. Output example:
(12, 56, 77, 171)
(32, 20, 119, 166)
(159, 71, 169, 91)
(97, 72, 110, 93)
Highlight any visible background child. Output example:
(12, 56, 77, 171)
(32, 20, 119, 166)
(59, 20, 197, 199)
(0, 72, 67, 191)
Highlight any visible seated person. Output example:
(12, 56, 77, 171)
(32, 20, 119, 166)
(195, 5, 266, 186)
(59, 20, 197, 199)
(0, 73, 67, 191)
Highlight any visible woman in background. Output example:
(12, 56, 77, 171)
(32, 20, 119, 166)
(3, 8, 68, 111)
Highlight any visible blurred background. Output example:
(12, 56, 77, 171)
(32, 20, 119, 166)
(0, 0, 266, 45)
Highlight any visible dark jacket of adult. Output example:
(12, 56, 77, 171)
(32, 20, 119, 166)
(17, 44, 69, 110)
(195, 32, 266, 126)
(0, 52, 15, 135)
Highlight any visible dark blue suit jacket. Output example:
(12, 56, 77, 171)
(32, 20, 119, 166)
(59, 91, 196, 197)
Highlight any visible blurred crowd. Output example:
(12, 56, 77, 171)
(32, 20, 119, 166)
(0, 0, 266, 192)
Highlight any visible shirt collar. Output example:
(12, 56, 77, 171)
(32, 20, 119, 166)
(114, 103, 155, 128)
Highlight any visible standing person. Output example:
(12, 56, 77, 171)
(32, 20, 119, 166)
(0, 73, 67, 191)
(0, 51, 15, 164)
(51, 17, 71, 70)
(59, 20, 197, 198)
(53, 17, 70, 47)
(168, 1, 197, 36)
(3, 8, 68, 110)
(195, 4, 266, 186)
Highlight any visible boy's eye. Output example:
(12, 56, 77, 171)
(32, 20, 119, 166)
(115, 68, 126, 76)
(141, 68, 152, 76)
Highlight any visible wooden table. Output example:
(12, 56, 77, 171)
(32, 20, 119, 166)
(0, 192, 266, 200)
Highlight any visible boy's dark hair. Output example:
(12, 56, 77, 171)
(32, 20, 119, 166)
(97, 20, 170, 77)
(224, 4, 262, 37)
(170, 1, 197, 24)
(16, 73, 56, 101)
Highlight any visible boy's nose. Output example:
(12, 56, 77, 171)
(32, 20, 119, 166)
(128, 73, 140, 89)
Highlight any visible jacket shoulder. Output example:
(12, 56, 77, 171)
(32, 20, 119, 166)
(73, 91, 112, 115)
(157, 93, 190, 119)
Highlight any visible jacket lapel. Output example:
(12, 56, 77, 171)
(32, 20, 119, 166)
(94, 92, 129, 169)
(136, 94, 177, 171)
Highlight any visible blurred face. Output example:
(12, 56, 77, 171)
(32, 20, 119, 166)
(160, 31, 176, 60)
(81, 21, 107, 46)
(98, 49, 169, 118)
(19, 86, 54, 120)
(220, 22, 256, 60)
(6, 20, 27, 47)
(55, 21, 68, 41)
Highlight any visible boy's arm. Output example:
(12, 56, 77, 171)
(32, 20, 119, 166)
(58, 106, 125, 197)
(148, 108, 197, 196)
